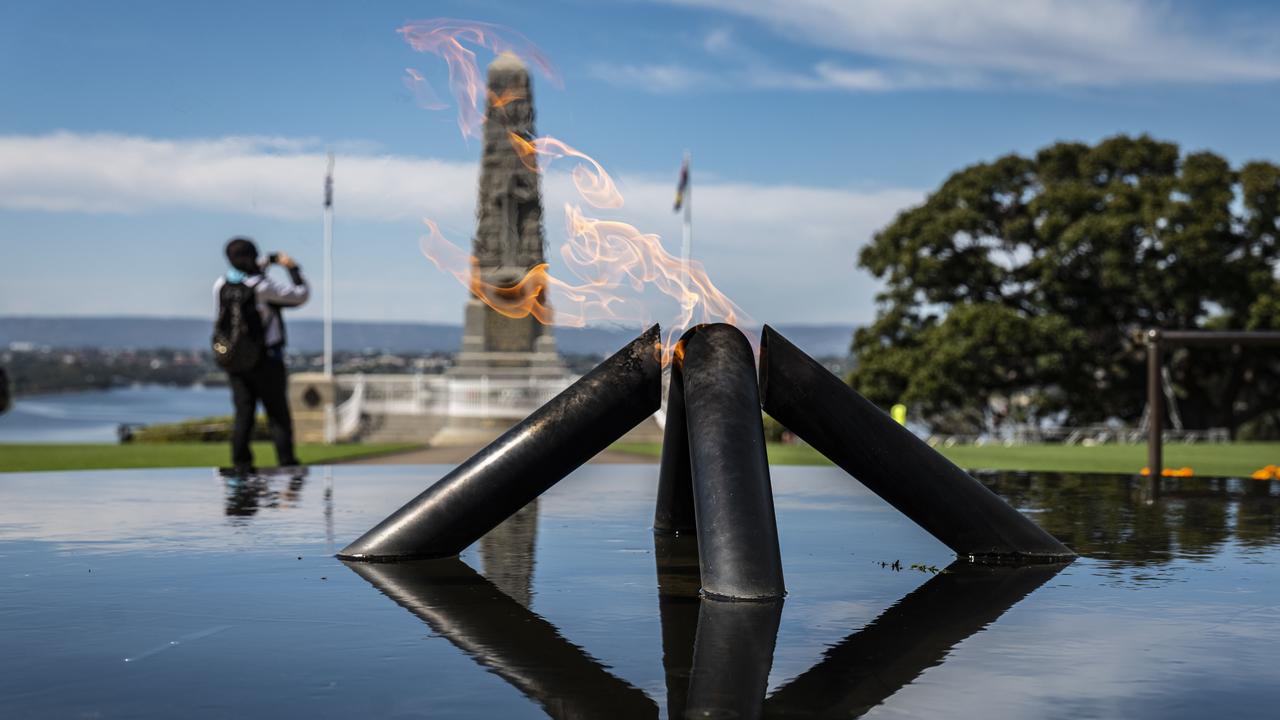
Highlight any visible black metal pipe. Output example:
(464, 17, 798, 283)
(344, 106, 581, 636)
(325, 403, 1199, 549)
(654, 329, 697, 534)
(339, 325, 662, 561)
(1158, 329, 1280, 346)
(1147, 329, 1164, 479)
(764, 561, 1068, 717)
(684, 597, 783, 720)
(683, 323, 786, 600)
(342, 559, 658, 719)
(758, 325, 1073, 561)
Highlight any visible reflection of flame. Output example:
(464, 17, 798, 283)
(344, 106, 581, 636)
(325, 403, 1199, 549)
(404, 19, 749, 364)
(398, 18, 559, 139)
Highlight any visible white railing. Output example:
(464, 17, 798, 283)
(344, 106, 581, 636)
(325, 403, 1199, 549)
(925, 425, 1230, 448)
(445, 377, 572, 418)
(354, 374, 447, 415)
(331, 373, 577, 437)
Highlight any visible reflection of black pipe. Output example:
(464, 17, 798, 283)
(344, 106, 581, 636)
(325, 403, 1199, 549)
(653, 533, 701, 720)
(655, 329, 697, 534)
(684, 324, 786, 600)
(343, 559, 658, 719)
(340, 326, 661, 561)
(765, 561, 1069, 717)
(686, 597, 783, 720)
(759, 325, 1074, 561)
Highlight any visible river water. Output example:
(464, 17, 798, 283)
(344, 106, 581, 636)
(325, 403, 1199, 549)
(0, 385, 232, 443)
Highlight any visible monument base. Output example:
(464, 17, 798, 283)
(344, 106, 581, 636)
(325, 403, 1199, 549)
(447, 298, 568, 380)
(434, 299, 571, 445)
(288, 373, 337, 444)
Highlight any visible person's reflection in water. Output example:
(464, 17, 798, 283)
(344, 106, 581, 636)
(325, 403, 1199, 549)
(479, 498, 538, 607)
(223, 471, 307, 520)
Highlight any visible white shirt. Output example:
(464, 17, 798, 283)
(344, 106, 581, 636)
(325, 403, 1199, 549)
(213, 271, 309, 347)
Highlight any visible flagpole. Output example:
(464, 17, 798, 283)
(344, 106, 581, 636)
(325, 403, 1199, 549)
(323, 151, 335, 444)
(681, 150, 692, 287)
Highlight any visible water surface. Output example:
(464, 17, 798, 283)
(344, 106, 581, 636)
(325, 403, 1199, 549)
(0, 385, 230, 442)
(0, 466, 1276, 718)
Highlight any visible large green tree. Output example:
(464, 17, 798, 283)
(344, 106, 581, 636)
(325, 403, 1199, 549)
(853, 135, 1280, 437)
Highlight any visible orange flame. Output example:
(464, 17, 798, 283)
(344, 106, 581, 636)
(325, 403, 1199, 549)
(398, 19, 559, 140)
(488, 87, 525, 108)
(404, 19, 750, 364)
(508, 132, 623, 209)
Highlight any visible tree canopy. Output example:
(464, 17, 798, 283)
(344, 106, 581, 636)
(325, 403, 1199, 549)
(852, 135, 1280, 437)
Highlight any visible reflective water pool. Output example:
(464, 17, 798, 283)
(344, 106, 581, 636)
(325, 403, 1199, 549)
(0, 465, 1277, 718)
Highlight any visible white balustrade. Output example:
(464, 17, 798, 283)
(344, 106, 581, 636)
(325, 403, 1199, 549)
(331, 373, 577, 435)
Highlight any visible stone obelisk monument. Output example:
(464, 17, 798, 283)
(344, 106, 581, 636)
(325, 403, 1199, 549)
(449, 52, 566, 381)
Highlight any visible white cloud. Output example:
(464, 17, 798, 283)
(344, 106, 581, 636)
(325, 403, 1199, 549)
(0, 132, 477, 223)
(623, 0, 1280, 92)
(587, 62, 715, 93)
(0, 132, 921, 324)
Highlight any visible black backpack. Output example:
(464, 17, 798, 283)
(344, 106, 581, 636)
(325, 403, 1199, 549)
(212, 280, 266, 373)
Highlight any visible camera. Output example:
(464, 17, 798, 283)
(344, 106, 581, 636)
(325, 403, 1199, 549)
(267, 253, 280, 264)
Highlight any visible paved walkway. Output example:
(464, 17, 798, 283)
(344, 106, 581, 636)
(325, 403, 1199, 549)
(348, 444, 657, 465)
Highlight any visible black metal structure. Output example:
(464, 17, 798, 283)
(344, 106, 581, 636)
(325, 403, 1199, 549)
(339, 325, 661, 561)
(1143, 329, 1280, 476)
(683, 323, 786, 599)
(654, 329, 696, 534)
(758, 325, 1073, 561)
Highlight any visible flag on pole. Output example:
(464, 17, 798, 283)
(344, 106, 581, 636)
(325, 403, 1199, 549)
(673, 156, 689, 212)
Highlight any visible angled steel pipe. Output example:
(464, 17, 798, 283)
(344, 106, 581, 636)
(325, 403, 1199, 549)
(765, 561, 1068, 717)
(343, 559, 658, 719)
(683, 323, 786, 600)
(654, 328, 697, 534)
(339, 325, 662, 561)
(758, 325, 1073, 561)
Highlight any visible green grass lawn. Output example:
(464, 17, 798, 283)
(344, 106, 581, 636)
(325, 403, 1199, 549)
(6, 439, 1278, 477)
(0, 442, 420, 473)
(611, 441, 1280, 477)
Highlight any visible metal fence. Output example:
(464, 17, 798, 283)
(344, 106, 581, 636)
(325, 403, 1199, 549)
(925, 424, 1230, 448)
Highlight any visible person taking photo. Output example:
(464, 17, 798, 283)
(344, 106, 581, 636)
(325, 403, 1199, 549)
(212, 236, 309, 474)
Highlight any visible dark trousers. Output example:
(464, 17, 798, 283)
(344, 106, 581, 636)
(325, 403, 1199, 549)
(228, 351, 298, 468)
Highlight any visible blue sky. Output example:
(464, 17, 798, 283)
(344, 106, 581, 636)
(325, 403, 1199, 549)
(2, 0, 1279, 328)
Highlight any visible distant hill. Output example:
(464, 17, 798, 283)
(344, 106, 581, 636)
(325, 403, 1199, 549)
(0, 316, 856, 357)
